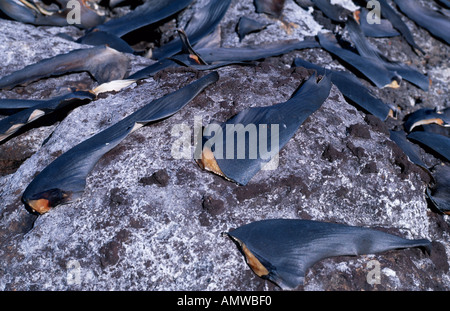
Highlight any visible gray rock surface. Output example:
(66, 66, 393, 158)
(0, 0, 449, 291)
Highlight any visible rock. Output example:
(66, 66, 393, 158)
(99, 240, 122, 268)
(347, 123, 372, 140)
(0, 0, 449, 291)
(139, 169, 170, 187)
(202, 195, 225, 216)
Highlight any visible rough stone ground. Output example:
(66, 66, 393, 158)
(0, 0, 449, 291)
